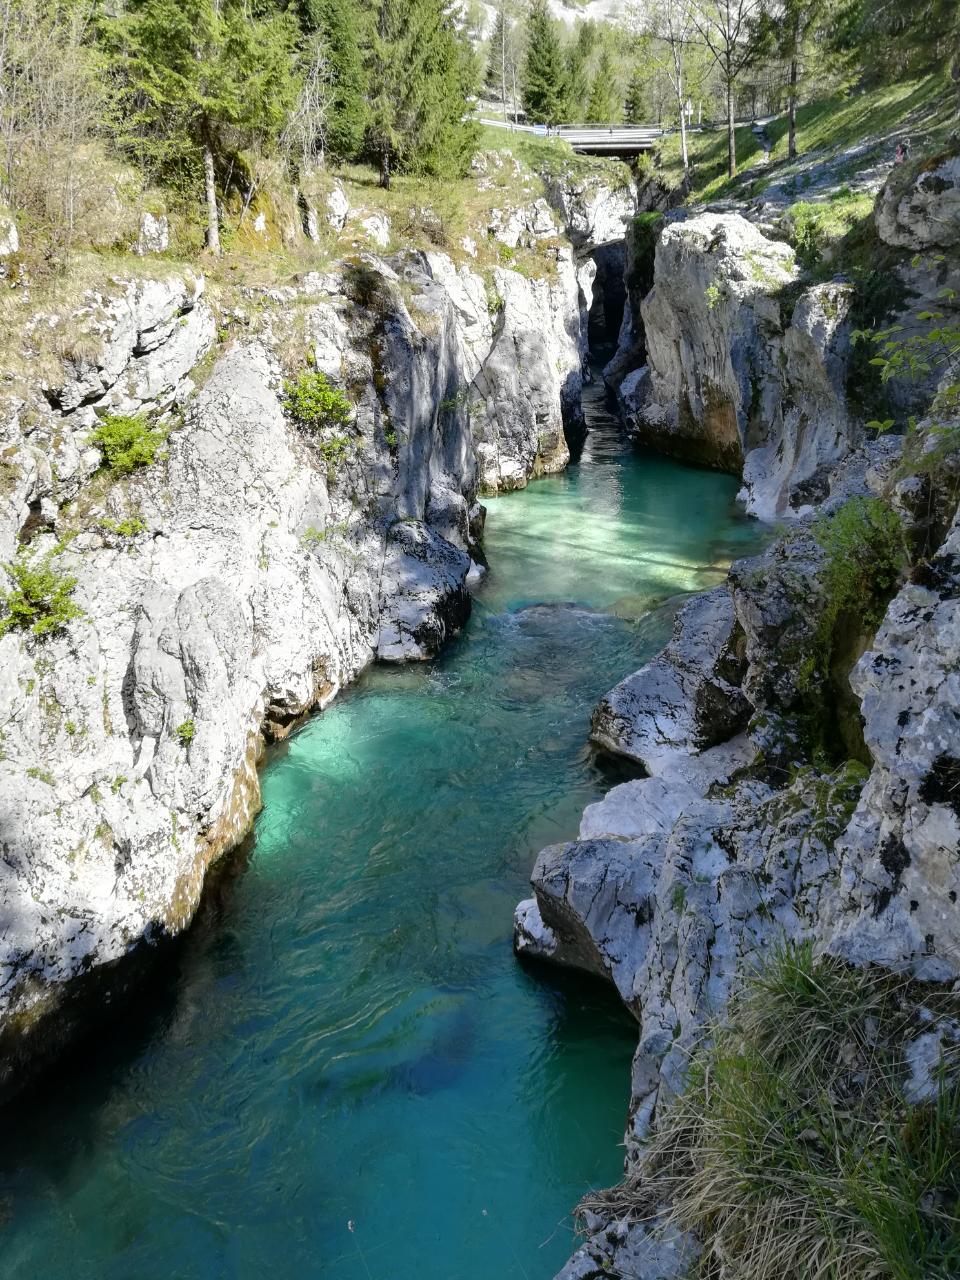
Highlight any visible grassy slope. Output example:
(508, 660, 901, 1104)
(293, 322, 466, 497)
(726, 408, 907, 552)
(657, 74, 957, 205)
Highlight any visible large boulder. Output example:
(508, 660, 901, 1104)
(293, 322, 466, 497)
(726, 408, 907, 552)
(591, 588, 750, 772)
(876, 151, 960, 250)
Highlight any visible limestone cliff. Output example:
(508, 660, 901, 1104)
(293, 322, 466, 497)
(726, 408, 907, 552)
(0, 223, 597, 1083)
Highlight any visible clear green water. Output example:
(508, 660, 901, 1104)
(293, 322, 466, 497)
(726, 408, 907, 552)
(0, 397, 763, 1280)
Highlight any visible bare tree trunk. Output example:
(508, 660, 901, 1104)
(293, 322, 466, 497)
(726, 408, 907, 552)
(203, 140, 221, 254)
(672, 40, 688, 172)
(500, 3, 508, 123)
(727, 71, 736, 177)
(788, 55, 798, 158)
(379, 147, 391, 190)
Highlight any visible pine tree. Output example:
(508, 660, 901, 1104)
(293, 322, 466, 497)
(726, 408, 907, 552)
(301, 0, 369, 161)
(109, 0, 298, 253)
(366, 0, 474, 189)
(586, 48, 620, 122)
(623, 66, 648, 123)
(565, 46, 590, 120)
(521, 0, 567, 124)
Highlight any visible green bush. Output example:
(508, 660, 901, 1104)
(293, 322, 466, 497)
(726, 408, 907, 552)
(91, 414, 167, 473)
(582, 941, 960, 1280)
(0, 545, 83, 638)
(175, 718, 195, 746)
(282, 371, 352, 431)
(802, 497, 907, 689)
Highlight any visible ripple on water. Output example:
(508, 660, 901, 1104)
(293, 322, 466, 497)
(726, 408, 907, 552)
(0, 401, 767, 1280)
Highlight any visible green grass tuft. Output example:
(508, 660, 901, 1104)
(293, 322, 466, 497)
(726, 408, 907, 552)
(581, 941, 960, 1280)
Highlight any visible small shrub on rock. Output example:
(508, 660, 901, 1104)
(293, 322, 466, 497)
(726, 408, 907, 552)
(0, 544, 83, 638)
(175, 718, 195, 746)
(91, 414, 167, 473)
(282, 371, 352, 431)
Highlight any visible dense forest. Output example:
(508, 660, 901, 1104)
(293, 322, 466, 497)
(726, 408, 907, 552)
(0, 0, 957, 257)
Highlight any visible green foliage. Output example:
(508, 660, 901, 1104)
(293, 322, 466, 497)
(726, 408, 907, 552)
(175, 718, 195, 746)
(365, 0, 476, 188)
(299, 0, 369, 160)
(282, 371, 352, 430)
(0, 544, 83, 639)
(704, 281, 722, 310)
(787, 192, 875, 270)
(106, 0, 298, 237)
(90, 415, 167, 473)
(853, 296, 960, 408)
(521, 0, 567, 125)
(586, 48, 620, 124)
(99, 516, 147, 539)
(584, 940, 960, 1280)
(802, 497, 906, 690)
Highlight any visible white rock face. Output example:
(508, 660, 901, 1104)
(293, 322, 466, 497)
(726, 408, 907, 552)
(824, 508, 960, 980)
(360, 212, 391, 248)
(39, 273, 213, 415)
(0, 246, 590, 1062)
(625, 213, 857, 518)
(0, 209, 19, 257)
(544, 171, 637, 248)
(590, 588, 749, 772)
(326, 183, 350, 232)
(133, 211, 170, 255)
(876, 152, 960, 250)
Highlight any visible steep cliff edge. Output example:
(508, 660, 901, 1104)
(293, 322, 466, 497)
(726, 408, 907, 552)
(0, 148, 620, 1086)
(516, 150, 960, 1278)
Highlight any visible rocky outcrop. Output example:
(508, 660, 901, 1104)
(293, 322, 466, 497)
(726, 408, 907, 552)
(0, 239, 591, 1079)
(610, 212, 859, 519)
(590, 588, 749, 772)
(876, 151, 960, 250)
(825, 506, 960, 980)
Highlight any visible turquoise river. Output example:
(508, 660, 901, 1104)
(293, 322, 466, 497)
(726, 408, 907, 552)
(0, 388, 764, 1279)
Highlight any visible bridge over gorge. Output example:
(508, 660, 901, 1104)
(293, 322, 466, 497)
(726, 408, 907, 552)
(478, 118, 666, 158)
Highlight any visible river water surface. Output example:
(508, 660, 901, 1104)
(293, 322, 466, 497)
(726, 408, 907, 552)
(0, 385, 764, 1279)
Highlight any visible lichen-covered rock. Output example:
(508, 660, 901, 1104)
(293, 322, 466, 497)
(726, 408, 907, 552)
(824, 508, 960, 980)
(38, 273, 213, 415)
(133, 211, 170, 255)
(591, 588, 749, 771)
(876, 152, 960, 250)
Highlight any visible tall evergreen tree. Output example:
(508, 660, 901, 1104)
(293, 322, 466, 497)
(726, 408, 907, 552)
(586, 48, 620, 122)
(108, 0, 298, 253)
(485, 6, 518, 119)
(521, 0, 567, 124)
(300, 0, 369, 161)
(623, 66, 648, 123)
(565, 45, 590, 119)
(366, 0, 474, 189)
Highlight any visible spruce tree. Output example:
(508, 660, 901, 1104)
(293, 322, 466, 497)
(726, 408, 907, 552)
(301, 0, 369, 161)
(366, 0, 474, 189)
(623, 66, 648, 124)
(565, 46, 590, 120)
(108, 0, 298, 253)
(586, 49, 620, 122)
(521, 0, 567, 125)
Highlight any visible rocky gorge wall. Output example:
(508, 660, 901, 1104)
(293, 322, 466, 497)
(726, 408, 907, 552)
(0, 152, 636, 1090)
(515, 152, 960, 1278)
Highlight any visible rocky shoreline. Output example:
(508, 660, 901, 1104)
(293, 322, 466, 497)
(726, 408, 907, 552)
(514, 149, 960, 1278)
